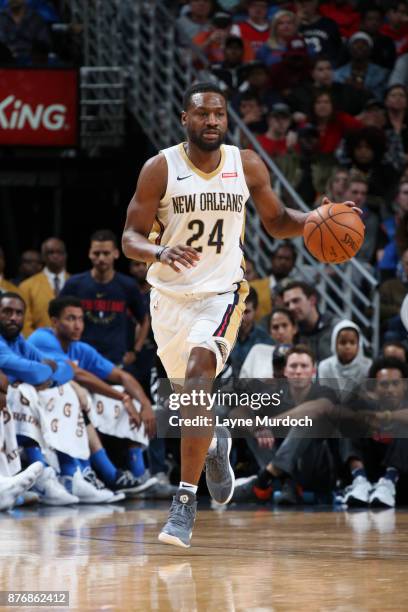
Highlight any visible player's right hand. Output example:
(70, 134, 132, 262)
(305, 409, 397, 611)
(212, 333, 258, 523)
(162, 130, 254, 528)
(160, 245, 200, 273)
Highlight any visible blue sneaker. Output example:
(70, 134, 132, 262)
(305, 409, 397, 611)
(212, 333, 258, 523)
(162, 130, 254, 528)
(205, 426, 235, 504)
(158, 489, 197, 548)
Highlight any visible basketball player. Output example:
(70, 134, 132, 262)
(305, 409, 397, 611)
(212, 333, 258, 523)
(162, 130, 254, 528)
(122, 82, 358, 548)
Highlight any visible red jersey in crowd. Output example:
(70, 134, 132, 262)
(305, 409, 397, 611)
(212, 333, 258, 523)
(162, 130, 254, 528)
(317, 112, 362, 154)
(256, 135, 289, 157)
(380, 22, 408, 55)
(231, 21, 269, 54)
(319, 1, 360, 38)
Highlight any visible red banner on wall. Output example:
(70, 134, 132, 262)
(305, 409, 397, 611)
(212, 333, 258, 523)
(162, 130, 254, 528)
(0, 69, 78, 147)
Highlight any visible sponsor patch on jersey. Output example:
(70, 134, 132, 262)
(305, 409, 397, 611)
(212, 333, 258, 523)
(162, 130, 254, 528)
(222, 172, 238, 178)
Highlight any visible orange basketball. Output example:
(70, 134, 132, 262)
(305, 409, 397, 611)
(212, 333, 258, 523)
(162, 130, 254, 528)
(304, 203, 365, 264)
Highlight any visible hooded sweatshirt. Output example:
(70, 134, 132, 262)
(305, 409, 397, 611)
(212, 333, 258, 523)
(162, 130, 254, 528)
(318, 320, 372, 400)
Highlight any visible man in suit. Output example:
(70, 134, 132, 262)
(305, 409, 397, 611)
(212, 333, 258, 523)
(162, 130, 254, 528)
(20, 237, 68, 337)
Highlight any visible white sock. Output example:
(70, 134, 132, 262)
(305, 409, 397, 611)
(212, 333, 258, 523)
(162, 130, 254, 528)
(179, 481, 198, 495)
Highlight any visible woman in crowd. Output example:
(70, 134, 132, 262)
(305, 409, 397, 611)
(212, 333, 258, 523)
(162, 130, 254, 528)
(240, 308, 298, 378)
(344, 126, 399, 205)
(324, 167, 349, 204)
(256, 10, 301, 67)
(310, 88, 362, 155)
(384, 84, 408, 173)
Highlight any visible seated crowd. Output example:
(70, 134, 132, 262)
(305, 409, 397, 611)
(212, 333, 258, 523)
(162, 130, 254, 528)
(0, 0, 82, 66)
(176, 1, 408, 282)
(1, 225, 408, 512)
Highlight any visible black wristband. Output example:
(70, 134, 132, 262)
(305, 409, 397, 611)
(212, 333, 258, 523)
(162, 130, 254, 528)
(155, 246, 168, 261)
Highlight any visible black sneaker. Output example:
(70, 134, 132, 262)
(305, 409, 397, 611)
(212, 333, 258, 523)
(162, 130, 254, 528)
(276, 479, 300, 506)
(112, 470, 157, 494)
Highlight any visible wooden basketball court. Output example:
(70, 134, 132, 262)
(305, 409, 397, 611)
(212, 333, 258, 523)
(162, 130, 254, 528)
(1, 501, 408, 610)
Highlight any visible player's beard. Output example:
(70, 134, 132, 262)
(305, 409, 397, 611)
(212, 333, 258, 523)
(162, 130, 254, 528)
(188, 128, 225, 152)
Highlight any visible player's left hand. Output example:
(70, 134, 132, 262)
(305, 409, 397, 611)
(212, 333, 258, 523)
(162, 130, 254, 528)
(321, 196, 363, 217)
(140, 402, 156, 438)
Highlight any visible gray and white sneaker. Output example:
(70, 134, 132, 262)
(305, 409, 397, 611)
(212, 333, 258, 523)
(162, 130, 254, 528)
(82, 467, 125, 503)
(205, 426, 234, 504)
(114, 470, 158, 496)
(369, 477, 396, 508)
(34, 466, 79, 506)
(343, 475, 371, 507)
(0, 462, 44, 511)
(158, 489, 197, 548)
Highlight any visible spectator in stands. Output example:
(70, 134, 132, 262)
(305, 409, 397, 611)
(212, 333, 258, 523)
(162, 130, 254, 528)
(318, 0, 360, 39)
(384, 84, 408, 174)
(237, 91, 267, 142)
(378, 179, 408, 279)
(244, 258, 259, 282)
(288, 55, 370, 118)
(11, 250, 42, 286)
(229, 287, 273, 376)
(20, 237, 68, 337)
(0, 0, 62, 22)
(361, 98, 387, 131)
(388, 52, 408, 88)
(268, 36, 313, 99)
(176, 0, 212, 45)
(60, 230, 148, 367)
(194, 10, 254, 64)
(318, 320, 372, 400)
(250, 241, 297, 320)
(0, 247, 19, 294)
(282, 281, 340, 361)
(295, 0, 342, 66)
(211, 35, 247, 93)
(379, 248, 408, 328)
(343, 127, 398, 205)
(334, 32, 389, 102)
(233, 345, 339, 504)
(325, 167, 349, 204)
(343, 175, 383, 264)
(310, 88, 362, 156)
(382, 340, 408, 362)
(234, 61, 282, 110)
(256, 102, 297, 158)
(256, 10, 312, 67)
(281, 122, 336, 204)
(0, 0, 51, 63)
(240, 308, 298, 379)
(359, 5, 396, 70)
(380, 0, 408, 57)
(269, 241, 297, 285)
(129, 261, 149, 295)
(230, 0, 270, 55)
(340, 357, 408, 508)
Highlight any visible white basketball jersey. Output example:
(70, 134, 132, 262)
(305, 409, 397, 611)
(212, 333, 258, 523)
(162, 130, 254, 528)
(147, 143, 249, 295)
